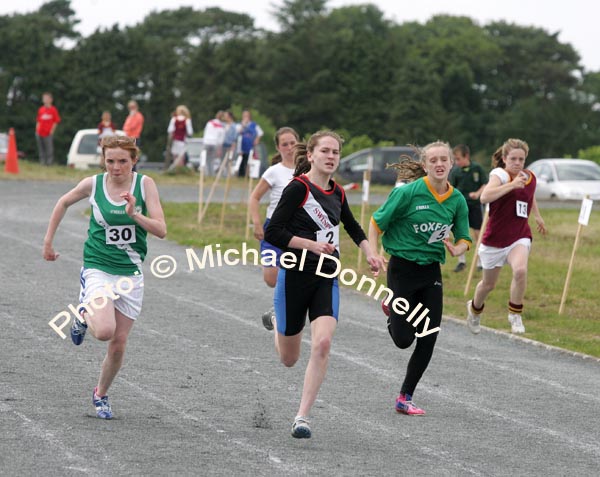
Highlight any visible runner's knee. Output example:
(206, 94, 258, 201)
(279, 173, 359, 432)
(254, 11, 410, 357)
(94, 328, 115, 342)
(512, 265, 527, 282)
(280, 352, 299, 368)
(480, 280, 496, 293)
(389, 324, 415, 349)
(108, 341, 126, 358)
(312, 335, 332, 359)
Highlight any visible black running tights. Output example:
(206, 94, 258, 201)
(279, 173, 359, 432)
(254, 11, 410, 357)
(386, 256, 443, 396)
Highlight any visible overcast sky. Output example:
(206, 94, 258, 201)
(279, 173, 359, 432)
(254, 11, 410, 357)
(2, 0, 599, 71)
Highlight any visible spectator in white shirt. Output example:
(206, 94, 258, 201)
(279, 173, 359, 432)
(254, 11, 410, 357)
(203, 111, 226, 175)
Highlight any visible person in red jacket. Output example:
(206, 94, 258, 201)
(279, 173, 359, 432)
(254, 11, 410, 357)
(122, 100, 144, 146)
(35, 92, 61, 165)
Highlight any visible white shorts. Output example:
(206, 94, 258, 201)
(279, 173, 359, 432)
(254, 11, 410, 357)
(79, 268, 144, 320)
(478, 238, 531, 270)
(171, 140, 186, 157)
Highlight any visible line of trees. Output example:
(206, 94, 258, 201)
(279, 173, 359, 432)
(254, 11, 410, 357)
(2, 0, 600, 165)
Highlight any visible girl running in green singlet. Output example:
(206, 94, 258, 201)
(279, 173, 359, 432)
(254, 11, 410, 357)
(369, 141, 472, 416)
(43, 135, 167, 419)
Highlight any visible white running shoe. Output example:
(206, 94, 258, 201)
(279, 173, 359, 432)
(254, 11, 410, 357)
(291, 416, 311, 438)
(466, 300, 481, 335)
(508, 313, 525, 334)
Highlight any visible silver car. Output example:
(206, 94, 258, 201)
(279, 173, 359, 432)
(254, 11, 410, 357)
(185, 137, 205, 171)
(527, 158, 600, 200)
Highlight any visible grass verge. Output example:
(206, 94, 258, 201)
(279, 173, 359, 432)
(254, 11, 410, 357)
(162, 201, 600, 358)
(5, 163, 598, 357)
(0, 160, 248, 187)
(0, 161, 393, 192)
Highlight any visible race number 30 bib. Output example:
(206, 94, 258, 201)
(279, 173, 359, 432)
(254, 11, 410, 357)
(106, 225, 136, 245)
(316, 225, 340, 249)
(516, 200, 528, 218)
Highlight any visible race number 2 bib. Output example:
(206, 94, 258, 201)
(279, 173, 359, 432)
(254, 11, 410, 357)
(516, 200, 528, 218)
(316, 225, 340, 249)
(106, 225, 136, 245)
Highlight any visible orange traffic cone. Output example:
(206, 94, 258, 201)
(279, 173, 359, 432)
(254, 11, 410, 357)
(4, 127, 19, 174)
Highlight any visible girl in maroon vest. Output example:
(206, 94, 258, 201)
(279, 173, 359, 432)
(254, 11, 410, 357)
(466, 139, 546, 334)
(167, 105, 193, 167)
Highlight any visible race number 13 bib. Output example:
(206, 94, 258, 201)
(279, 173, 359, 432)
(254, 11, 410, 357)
(106, 225, 136, 245)
(516, 200, 528, 218)
(316, 225, 340, 249)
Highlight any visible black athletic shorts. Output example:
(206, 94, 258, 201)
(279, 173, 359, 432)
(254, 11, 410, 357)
(273, 268, 339, 336)
(467, 202, 483, 230)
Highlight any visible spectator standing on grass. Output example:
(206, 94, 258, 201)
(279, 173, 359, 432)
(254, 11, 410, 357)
(167, 105, 193, 169)
(369, 142, 471, 416)
(264, 130, 384, 438)
(43, 135, 166, 420)
(238, 109, 263, 177)
(466, 139, 546, 335)
(221, 110, 240, 171)
(449, 144, 488, 272)
(97, 111, 117, 141)
(203, 111, 226, 175)
(35, 92, 61, 165)
(122, 100, 144, 146)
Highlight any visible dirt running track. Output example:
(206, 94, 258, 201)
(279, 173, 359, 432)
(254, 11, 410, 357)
(1, 180, 599, 476)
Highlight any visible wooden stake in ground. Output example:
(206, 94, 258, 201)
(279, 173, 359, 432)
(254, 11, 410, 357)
(219, 151, 235, 233)
(357, 154, 373, 269)
(244, 154, 261, 240)
(559, 196, 593, 314)
(196, 149, 207, 223)
(463, 204, 490, 296)
(198, 150, 229, 224)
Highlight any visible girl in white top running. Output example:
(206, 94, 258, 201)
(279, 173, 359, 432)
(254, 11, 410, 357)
(249, 127, 300, 287)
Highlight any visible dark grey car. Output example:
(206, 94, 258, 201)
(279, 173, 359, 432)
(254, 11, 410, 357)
(337, 146, 419, 185)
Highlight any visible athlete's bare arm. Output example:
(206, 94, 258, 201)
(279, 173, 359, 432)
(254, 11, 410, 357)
(43, 177, 93, 261)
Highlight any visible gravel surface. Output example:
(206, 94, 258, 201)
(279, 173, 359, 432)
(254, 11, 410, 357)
(1, 179, 598, 476)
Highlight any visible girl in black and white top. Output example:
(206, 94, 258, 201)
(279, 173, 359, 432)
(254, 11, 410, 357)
(265, 130, 384, 439)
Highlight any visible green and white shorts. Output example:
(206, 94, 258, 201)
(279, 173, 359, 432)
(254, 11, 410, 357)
(79, 267, 144, 320)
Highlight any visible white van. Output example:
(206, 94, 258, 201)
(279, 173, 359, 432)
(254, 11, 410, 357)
(66, 128, 126, 169)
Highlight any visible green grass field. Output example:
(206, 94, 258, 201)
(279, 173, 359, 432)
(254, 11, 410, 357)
(4, 162, 598, 357)
(162, 201, 600, 358)
(0, 160, 394, 193)
(0, 160, 214, 186)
